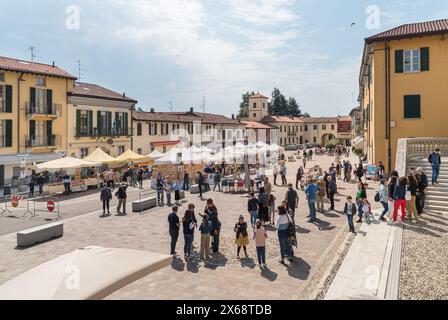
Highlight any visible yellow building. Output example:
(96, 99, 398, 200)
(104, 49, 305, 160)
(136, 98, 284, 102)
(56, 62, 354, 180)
(359, 19, 448, 172)
(0, 56, 76, 187)
(67, 82, 136, 158)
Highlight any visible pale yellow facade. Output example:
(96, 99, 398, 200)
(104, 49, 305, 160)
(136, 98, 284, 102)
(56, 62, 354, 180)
(0, 68, 74, 185)
(360, 32, 448, 172)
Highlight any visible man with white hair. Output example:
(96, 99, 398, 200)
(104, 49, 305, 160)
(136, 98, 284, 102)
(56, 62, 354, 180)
(416, 167, 429, 216)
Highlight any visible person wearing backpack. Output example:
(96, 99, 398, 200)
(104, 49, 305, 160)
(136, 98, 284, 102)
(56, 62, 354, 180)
(275, 205, 293, 264)
(208, 205, 221, 254)
(115, 183, 128, 215)
(356, 182, 367, 223)
(343, 196, 357, 233)
(100, 185, 112, 216)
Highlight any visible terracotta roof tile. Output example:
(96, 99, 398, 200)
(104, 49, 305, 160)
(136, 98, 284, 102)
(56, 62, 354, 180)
(0, 56, 77, 80)
(71, 82, 137, 103)
(240, 121, 276, 129)
(133, 111, 241, 125)
(366, 19, 448, 44)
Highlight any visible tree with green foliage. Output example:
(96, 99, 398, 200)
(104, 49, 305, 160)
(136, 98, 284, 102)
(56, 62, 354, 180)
(287, 97, 301, 117)
(268, 87, 288, 116)
(237, 91, 255, 119)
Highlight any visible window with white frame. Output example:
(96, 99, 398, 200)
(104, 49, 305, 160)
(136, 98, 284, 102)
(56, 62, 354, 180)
(118, 146, 125, 155)
(36, 77, 46, 87)
(80, 148, 89, 158)
(404, 49, 420, 73)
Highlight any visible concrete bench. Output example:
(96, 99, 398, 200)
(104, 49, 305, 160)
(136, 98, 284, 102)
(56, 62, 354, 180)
(132, 197, 157, 212)
(17, 222, 63, 248)
(179, 190, 186, 199)
(189, 185, 209, 195)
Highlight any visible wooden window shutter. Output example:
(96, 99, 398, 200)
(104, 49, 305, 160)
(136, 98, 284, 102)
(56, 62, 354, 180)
(5, 85, 12, 113)
(88, 110, 93, 135)
(30, 87, 36, 111)
(395, 50, 404, 73)
(76, 110, 81, 136)
(404, 95, 421, 119)
(107, 111, 112, 135)
(46, 121, 53, 144)
(97, 111, 101, 135)
(29, 120, 36, 139)
(46, 89, 53, 114)
(420, 47, 430, 71)
(5, 120, 13, 147)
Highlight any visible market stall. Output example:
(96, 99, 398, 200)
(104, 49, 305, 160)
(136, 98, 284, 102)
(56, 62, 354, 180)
(36, 157, 100, 194)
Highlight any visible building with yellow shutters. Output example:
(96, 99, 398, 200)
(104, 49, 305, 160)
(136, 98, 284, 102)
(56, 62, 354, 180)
(359, 19, 448, 173)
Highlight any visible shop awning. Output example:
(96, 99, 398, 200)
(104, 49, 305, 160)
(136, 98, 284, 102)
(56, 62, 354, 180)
(0, 153, 62, 166)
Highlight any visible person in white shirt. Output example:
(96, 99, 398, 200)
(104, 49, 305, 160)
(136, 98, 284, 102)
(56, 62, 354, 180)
(275, 206, 293, 264)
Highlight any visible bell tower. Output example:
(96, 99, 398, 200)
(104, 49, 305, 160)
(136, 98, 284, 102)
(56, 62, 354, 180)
(248, 93, 269, 121)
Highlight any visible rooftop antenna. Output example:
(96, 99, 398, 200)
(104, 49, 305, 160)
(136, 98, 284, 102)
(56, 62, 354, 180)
(76, 60, 84, 82)
(168, 102, 173, 112)
(28, 46, 36, 62)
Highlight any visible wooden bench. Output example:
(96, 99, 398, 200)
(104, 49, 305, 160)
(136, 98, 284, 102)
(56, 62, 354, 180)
(17, 222, 63, 248)
(132, 197, 157, 213)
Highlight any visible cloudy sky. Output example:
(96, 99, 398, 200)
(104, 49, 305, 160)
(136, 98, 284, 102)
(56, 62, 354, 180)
(1, 0, 446, 116)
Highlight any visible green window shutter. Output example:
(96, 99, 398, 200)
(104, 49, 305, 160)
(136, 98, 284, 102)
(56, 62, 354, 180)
(29, 120, 36, 139)
(46, 121, 53, 145)
(123, 112, 128, 133)
(88, 110, 93, 135)
(97, 111, 101, 135)
(404, 95, 421, 119)
(5, 120, 13, 147)
(76, 110, 81, 136)
(30, 87, 36, 112)
(46, 89, 53, 114)
(420, 47, 430, 71)
(107, 111, 112, 135)
(5, 85, 12, 113)
(395, 50, 404, 73)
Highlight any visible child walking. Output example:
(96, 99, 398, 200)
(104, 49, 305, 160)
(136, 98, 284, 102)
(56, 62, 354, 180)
(362, 199, 372, 224)
(343, 196, 357, 233)
(253, 221, 268, 268)
(234, 215, 249, 259)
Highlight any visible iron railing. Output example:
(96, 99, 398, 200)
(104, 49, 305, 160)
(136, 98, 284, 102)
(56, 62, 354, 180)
(26, 135, 61, 148)
(25, 102, 62, 117)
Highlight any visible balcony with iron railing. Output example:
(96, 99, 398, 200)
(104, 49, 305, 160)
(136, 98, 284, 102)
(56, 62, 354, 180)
(25, 102, 62, 118)
(75, 127, 132, 138)
(26, 134, 61, 148)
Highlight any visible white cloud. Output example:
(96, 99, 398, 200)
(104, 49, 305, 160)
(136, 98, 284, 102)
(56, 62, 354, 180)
(227, 0, 299, 26)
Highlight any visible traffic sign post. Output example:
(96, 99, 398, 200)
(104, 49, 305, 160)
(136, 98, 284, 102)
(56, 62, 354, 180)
(47, 200, 55, 212)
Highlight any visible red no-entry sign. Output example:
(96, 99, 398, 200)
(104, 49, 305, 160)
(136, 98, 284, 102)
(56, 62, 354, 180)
(47, 200, 55, 212)
(11, 196, 20, 208)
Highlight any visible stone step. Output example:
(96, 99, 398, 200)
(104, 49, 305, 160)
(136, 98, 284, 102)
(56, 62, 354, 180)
(424, 209, 447, 216)
(427, 186, 448, 191)
(426, 194, 448, 201)
(425, 199, 448, 207)
(425, 204, 448, 212)
(426, 190, 448, 196)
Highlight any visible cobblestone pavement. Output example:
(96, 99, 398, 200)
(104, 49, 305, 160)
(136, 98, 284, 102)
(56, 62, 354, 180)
(0, 153, 381, 300)
(400, 211, 448, 300)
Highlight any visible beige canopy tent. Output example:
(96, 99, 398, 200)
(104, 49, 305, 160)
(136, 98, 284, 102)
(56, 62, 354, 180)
(115, 149, 149, 162)
(36, 157, 99, 171)
(0, 246, 172, 300)
(83, 148, 122, 164)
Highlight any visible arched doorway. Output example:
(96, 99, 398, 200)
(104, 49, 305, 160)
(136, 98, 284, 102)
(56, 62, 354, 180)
(321, 134, 334, 145)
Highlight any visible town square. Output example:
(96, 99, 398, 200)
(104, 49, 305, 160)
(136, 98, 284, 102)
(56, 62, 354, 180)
(0, 0, 448, 307)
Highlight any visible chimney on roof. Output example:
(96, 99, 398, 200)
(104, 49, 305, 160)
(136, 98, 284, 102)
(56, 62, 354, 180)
(52, 61, 55, 67)
(150, 108, 155, 113)
(123, 92, 126, 98)
(190, 107, 194, 113)
(231, 114, 235, 120)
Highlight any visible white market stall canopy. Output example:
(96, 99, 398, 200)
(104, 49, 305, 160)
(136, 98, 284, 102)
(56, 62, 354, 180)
(36, 157, 100, 171)
(0, 246, 172, 300)
(83, 148, 121, 164)
(115, 149, 149, 162)
(148, 150, 164, 159)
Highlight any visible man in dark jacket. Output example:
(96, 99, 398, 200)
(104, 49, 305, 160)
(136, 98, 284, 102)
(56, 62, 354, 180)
(327, 176, 337, 211)
(115, 183, 128, 215)
(416, 167, 428, 215)
(183, 171, 190, 190)
(428, 148, 442, 185)
(167, 206, 180, 255)
(100, 186, 112, 216)
(285, 184, 299, 217)
(247, 192, 259, 228)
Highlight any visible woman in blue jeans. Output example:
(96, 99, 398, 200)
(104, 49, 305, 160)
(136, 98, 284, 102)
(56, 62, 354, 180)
(182, 209, 196, 258)
(275, 206, 292, 264)
(378, 179, 389, 221)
